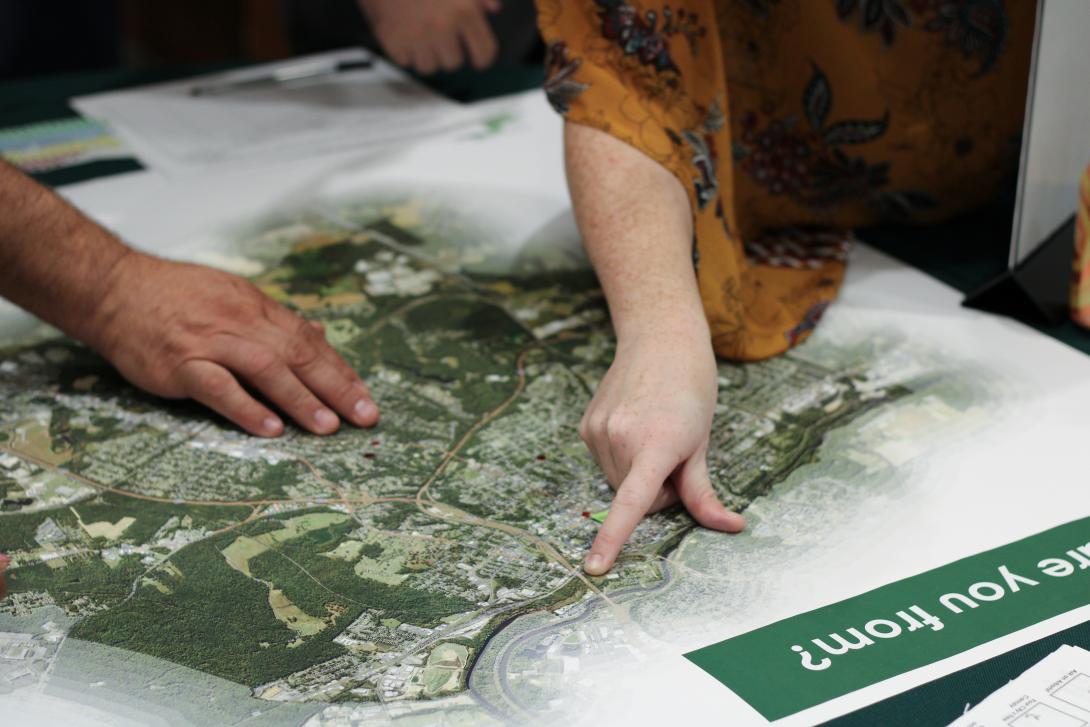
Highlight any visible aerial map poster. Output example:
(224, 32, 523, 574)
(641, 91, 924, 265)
(2, 94, 1089, 726)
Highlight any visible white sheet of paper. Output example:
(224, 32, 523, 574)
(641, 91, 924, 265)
(71, 49, 480, 175)
(951, 645, 1090, 727)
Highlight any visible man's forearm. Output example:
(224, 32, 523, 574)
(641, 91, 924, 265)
(0, 160, 131, 345)
(563, 122, 708, 344)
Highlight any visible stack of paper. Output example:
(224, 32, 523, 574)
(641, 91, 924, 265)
(71, 49, 479, 175)
(952, 645, 1090, 726)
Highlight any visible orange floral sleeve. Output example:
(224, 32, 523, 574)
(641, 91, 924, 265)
(535, 0, 848, 361)
(536, 1, 1033, 361)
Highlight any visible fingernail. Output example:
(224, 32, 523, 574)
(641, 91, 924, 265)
(583, 553, 606, 575)
(314, 409, 338, 432)
(354, 398, 377, 423)
(262, 417, 283, 436)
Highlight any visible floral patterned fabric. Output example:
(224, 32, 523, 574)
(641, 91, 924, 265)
(536, 0, 1036, 360)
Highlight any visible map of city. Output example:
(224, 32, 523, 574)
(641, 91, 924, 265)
(0, 195, 987, 725)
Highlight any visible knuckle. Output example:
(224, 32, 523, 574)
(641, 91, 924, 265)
(604, 411, 638, 447)
(289, 389, 317, 410)
(588, 413, 609, 442)
(199, 369, 233, 399)
(333, 378, 361, 405)
(227, 277, 261, 307)
(159, 337, 189, 366)
(285, 337, 320, 369)
(300, 317, 325, 339)
(155, 360, 193, 398)
(612, 486, 646, 512)
(234, 275, 258, 297)
(594, 530, 623, 552)
(245, 346, 280, 377)
(259, 291, 284, 314)
(578, 418, 590, 443)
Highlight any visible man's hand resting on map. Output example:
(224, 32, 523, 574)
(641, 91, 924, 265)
(564, 123, 745, 576)
(85, 253, 381, 437)
(0, 161, 379, 438)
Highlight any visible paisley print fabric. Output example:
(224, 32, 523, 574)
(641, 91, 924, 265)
(536, 0, 1035, 360)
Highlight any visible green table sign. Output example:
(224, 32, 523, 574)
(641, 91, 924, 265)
(685, 516, 1090, 721)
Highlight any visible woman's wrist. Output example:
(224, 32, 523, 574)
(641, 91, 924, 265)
(610, 279, 709, 337)
(613, 302, 712, 355)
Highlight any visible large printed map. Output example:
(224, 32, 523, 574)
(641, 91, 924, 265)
(0, 193, 988, 726)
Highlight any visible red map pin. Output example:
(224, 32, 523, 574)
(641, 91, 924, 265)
(0, 552, 9, 601)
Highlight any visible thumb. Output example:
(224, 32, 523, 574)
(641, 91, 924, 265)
(675, 450, 745, 533)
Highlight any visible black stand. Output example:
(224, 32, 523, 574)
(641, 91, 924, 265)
(962, 215, 1075, 326)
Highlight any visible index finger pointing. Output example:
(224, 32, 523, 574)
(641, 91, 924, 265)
(584, 454, 675, 576)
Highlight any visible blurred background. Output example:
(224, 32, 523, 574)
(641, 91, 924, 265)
(0, 0, 543, 96)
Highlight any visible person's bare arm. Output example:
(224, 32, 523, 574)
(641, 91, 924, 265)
(565, 122, 744, 576)
(0, 160, 379, 436)
(0, 161, 131, 343)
